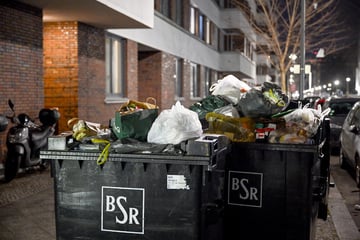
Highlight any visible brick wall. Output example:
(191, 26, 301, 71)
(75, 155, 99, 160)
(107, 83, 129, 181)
(161, 53, 177, 109)
(138, 51, 163, 108)
(138, 51, 199, 110)
(44, 22, 141, 131)
(77, 23, 109, 124)
(77, 25, 140, 126)
(126, 40, 139, 99)
(0, 1, 43, 162)
(182, 60, 193, 108)
(43, 22, 79, 132)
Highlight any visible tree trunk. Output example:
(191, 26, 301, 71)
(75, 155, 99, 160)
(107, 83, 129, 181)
(280, 69, 287, 94)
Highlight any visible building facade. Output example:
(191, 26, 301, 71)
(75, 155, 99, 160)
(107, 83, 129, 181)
(0, 0, 271, 162)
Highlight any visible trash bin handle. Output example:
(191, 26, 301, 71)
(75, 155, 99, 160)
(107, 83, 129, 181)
(318, 139, 326, 158)
(209, 146, 228, 169)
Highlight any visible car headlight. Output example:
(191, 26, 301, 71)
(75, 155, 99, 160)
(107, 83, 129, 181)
(330, 123, 342, 129)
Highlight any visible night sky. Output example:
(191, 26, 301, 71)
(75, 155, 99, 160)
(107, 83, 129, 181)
(316, 0, 360, 94)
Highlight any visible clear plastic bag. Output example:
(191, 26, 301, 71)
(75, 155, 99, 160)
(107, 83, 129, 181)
(210, 75, 251, 105)
(147, 101, 203, 145)
(266, 104, 331, 144)
(282, 104, 331, 138)
(213, 105, 240, 118)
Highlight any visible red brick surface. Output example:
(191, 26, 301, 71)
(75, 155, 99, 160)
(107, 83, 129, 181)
(0, 1, 43, 162)
(0, 0, 204, 165)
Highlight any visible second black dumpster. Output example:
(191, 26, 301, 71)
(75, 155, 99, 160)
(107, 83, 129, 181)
(224, 141, 326, 240)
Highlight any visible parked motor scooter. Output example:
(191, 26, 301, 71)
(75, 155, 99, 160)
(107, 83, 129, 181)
(4, 99, 60, 182)
(0, 114, 9, 132)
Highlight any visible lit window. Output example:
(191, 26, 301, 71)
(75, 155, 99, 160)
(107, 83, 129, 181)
(105, 34, 125, 98)
(190, 7, 196, 34)
(205, 18, 211, 44)
(199, 14, 204, 40)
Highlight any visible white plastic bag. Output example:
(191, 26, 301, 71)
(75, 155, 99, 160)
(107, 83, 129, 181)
(283, 104, 330, 137)
(147, 101, 203, 145)
(209, 75, 251, 104)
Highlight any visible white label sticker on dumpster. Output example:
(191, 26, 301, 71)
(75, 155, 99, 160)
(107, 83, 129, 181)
(167, 175, 190, 190)
(101, 186, 145, 234)
(227, 171, 263, 208)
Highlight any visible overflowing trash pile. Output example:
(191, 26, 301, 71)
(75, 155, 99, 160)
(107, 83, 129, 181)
(53, 74, 330, 164)
(190, 74, 330, 144)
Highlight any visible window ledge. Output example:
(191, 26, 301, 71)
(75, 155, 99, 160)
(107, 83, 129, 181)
(104, 97, 128, 104)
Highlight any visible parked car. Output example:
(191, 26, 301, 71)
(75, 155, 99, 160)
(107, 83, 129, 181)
(323, 97, 360, 153)
(303, 96, 321, 109)
(339, 100, 360, 187)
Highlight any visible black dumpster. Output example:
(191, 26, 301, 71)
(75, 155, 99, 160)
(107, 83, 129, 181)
(224, 119, 330, 240)
(40, 135, 228, 240)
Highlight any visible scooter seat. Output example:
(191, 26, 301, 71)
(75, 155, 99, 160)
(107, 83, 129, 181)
(31, 127, 54, 142)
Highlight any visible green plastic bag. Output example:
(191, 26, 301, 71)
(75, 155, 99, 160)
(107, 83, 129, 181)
(189, 95, 230, 119)
(111, 109, 158, 141)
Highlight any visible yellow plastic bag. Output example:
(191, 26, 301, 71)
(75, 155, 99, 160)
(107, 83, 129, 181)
(67, 118, 98, 141)
(205, 112, 255, 142)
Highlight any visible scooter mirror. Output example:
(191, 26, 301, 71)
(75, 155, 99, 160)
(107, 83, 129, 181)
(8, 99, 14, 111)
(0, 114, 8, 132)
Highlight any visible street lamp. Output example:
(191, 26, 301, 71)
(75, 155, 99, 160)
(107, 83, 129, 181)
(327, 83, 332, 93)
(289, 54, 298, 62)
(334, 80, 340, 96)
(299, 0, 306, 100)
(346, 77, 351, 96)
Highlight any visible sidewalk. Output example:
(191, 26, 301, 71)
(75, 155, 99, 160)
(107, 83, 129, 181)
(0, 170, 55, 240)
(0, 169, 359, 240)
(327, 180, 360, 240)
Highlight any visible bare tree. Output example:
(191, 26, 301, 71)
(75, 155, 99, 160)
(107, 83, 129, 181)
(233, 0, 353, 93)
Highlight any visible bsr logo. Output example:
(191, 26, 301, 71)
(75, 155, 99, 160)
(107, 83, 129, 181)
(105, 195, 140, 225)
(231, 177, 259, 201)
(101, 187, 144, 234)
(228, 171, 263, 207)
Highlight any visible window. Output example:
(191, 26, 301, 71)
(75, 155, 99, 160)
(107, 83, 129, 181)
(199, 14, 205, 40)
(213, 0, 235, 8)
(175, 58, 184, 98)
(205, 18, 212, 44)
(191, 63, 201, 98)
(189, 6, 217, 47)
(244, 38, 253, 59)
(353, 108, 360, 127)
(222, 29, 245, 52)
(175, 0, 183, 26)
(160, 0, 171, 18)
(190, 7, 208, 41)
(105, 34, 126, 98)
(155, 0, 183, 27)
(223, 0, 236, 8)
(205, 67, 212, 96)
(211, 24, 219, 50)
(190, 7, 196, 34)
(256, 65, 269, 75)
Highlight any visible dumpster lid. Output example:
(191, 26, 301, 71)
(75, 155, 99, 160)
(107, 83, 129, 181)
(40, 150, 225, 167)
